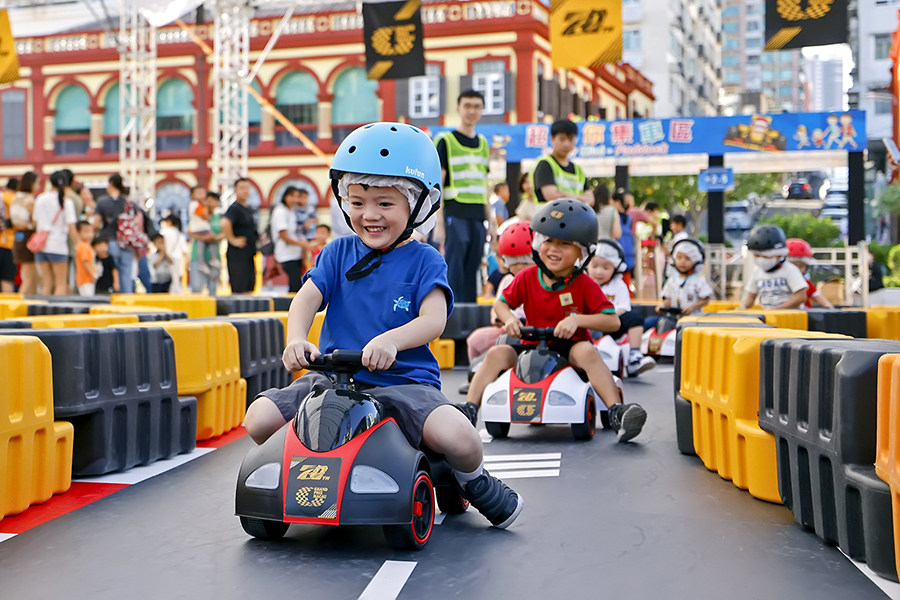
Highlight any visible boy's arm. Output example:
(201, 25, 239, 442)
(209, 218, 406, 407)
(363, 288, 448, 371)
(683, 296, 710, 314)
(494, 297, 521, 337)
(556, 311, 620, 339)
(812, 293, 834, 309)
(283, 279, 325, 371)
(740, 291, 757, 309)
(111, 266, 120, 292)
(775, 288, 808, 309)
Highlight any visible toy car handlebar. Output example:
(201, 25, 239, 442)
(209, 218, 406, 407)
(518, 326, 558, 341)
(304, 350, 396, 372)
(660, 307, 682, 316)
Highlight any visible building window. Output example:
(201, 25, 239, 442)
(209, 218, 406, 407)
(875, 97, 893, 114)
(332, 67, 378, 143)
(154, 182, 191, 228)
(761, 70, 775, 82)
(472, 60, 505, 115)
(54, 85, 91, 155)
(779, 68, 793, 80)
(275, 72, 319, 147)
(409, 64, 441, 119)
(2, 90, 25, 159)
(157, 79, 194, 152)
(722, 54, 740, 67)
(747, 54, 760, 65)
(623, 29, 641, 51)
(723, 21, 738, 33)
(746, 20, 760, 32)
(746, 37, 762, 49)
(724, 38, 739, 50)
(247, 80, 262, 148)
(102, 83, 119, 154)
(875, 34, 892, 60)
(724, 71, 741, 84)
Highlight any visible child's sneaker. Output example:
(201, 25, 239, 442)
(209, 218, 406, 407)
(627, 352, 656, 377)
(607, 403, 647, 442)
(455, 401, 478, 426)
(463, 471, 524, 529)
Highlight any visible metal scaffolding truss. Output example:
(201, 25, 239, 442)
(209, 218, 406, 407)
(118, 0, 156, 209)
(211, 0, 250, 204)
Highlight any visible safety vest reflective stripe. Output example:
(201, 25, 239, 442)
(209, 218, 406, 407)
(436, 131, 489, 205)
(531, 155, 585, 201)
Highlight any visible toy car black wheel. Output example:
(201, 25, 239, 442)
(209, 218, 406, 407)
(435, 484, 469, 514)
(571, 393, 596, 440)
(240, 516, 289, 540)
(383, 471, 435, 550)
(485, 421, 510, 438)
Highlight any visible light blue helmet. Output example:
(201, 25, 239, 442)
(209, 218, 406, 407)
(329, 122, 441, 217)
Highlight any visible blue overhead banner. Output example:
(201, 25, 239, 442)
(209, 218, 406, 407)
(430, 111, 866, 163)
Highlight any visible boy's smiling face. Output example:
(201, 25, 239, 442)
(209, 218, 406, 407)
(347, 184, 410, 250)
(539, 237, 581, 277)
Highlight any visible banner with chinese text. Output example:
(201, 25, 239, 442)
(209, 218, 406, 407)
(431, 111, 866, 162)
(550, 0, 622, 68)
(362, 0, 425, 80)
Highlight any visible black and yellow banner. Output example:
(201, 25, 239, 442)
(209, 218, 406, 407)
(362, 0, 425, 80)
(765, 0, 848, 51)
(550, 0, 622, 69)
(0, 10, 20, 84)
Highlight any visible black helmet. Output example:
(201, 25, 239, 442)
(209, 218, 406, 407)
(531, 199, 598, 249)
(747, 224, 787, 253)
(594, 238, 627, 274)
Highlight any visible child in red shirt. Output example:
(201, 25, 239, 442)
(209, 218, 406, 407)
(786, 238, 834, 309)
(464, 199, 647, 442)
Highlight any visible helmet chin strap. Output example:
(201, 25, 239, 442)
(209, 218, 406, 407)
(340, 184, 439, 281)
(531, 249, 594, 291)
(765, 257, 786, 273)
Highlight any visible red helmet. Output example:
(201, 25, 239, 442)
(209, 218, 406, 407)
(786, 238, 813, 259)
(498, 221, 533, 256)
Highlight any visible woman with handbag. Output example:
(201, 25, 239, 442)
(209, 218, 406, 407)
(31, 170, 77, 295)
(10, 171, 39, 294)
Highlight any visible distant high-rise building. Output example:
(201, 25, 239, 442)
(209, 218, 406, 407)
(806, 56, 845, 112)
(621, 0, 722, 117)
(720, 0, 807, 114)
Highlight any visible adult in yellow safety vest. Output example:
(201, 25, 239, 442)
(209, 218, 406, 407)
(433, 89, 498, 303)
(531, 119, 594, 207)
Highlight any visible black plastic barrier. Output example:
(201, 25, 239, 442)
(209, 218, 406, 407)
(0, 327, 197, 476)
(27, 302, 92, 315)
(135, 311, 188, 322)
(441, 303, 492, 366)
(759, 338, 900, 581)
(26, 295, 113, 304)
(196, 316, 291, 405)
(272, 296, 293, 311)
(215, 296, 273, 316)
(805, 308, 867, 338)
(673, 319, 772, 456)
(0, 320, 31, 328)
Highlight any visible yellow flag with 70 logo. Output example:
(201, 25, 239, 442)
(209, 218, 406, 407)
(0, 10, 20, 84)
(550, 0, 622, 69)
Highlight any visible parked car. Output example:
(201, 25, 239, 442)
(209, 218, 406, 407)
(724, 200, 752, 230)
(784, 180, 813, 199)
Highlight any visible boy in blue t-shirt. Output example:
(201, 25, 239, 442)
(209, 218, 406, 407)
(244, 122, 523, 529)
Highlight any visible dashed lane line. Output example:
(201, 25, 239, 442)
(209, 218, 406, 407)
(358, 560, 417, 600)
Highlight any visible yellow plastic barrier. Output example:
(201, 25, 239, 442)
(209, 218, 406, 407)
(89, 304, 178, 316)
(110, 293, 217, 319)
(120, 321, 245, 440)
(0, 336, 74, 520)
(7, 313, 140, 328)
(703, 301, 740, 312)
(0, 293, 22, 299)
(476, 296, 495, 306)
(429, 339, 455, 369)
(0, 299, 38, 319)
(679, 315, 766, 326)
(727, 309, 809, 330)
(680, 327, 846, 503)
(876, 354, 900, 577)
(867, 307, 900, 341)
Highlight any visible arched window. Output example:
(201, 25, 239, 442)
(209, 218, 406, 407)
(331, 67, 377, 143)
(157, 79, 194, 152)
(275, 71, 318, 146)
(154, 181, 191, 229)
(248, 80, 262, 148)
(103, 83, 119, 154)
(54, 85, 90, 155)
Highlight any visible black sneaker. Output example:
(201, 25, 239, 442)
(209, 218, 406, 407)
(458, 382, 471, 395)
(456, 401, 479, 427)
(464, 471, 524, 529)
(608, 403, 647, 443)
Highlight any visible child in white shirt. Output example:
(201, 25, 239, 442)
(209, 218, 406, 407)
(588, 239, 655, 376)
(658, 238, 713, 315)
(740, 225, 807, 310)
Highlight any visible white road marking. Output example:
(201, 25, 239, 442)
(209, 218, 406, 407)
(433, 513, 446, 525)
(358, 560, 417, 600)
(845, 552, 900, 600)
(491, 469, 560, 479)
(485, 452, 562, 462)
(0, 533, 16, 543)
(73, 448, 215, 485)
(482, 460, 560, 470)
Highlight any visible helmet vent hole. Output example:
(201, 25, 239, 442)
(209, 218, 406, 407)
(559, 223, 566, 229)
(380, 148, 389, 157)
(390, 126, 397, 131)
(348, 145, 357, 153)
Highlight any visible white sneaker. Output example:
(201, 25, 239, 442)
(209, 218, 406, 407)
(627, 354, 656, 377)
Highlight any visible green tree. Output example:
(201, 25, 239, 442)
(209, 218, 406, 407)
(876, 183, 900, 217)
(757, 212, 840, 247)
